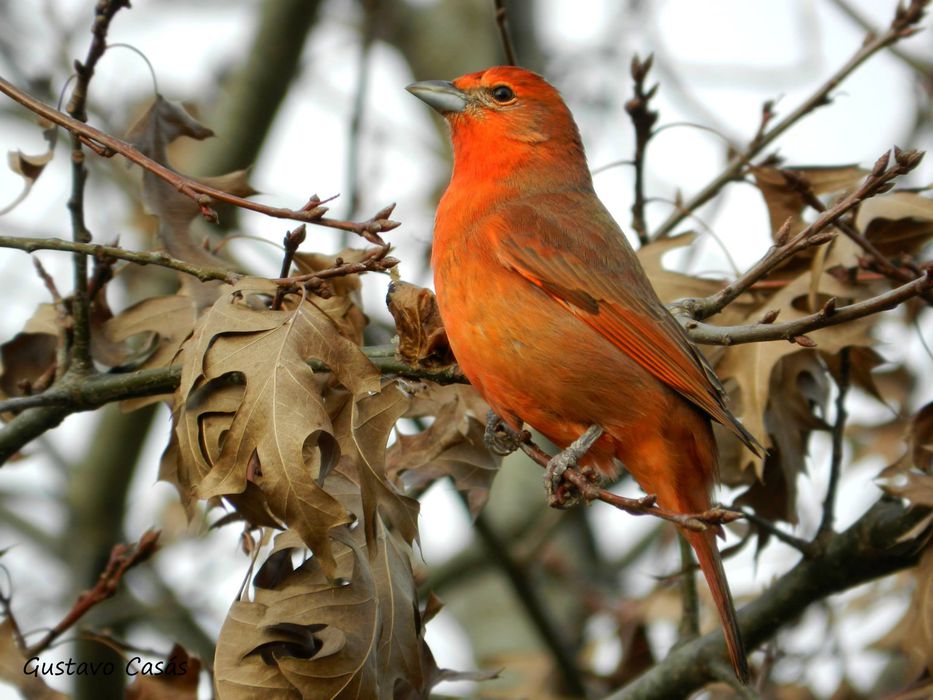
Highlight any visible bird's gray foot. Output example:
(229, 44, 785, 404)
(545, 424, 604, 508)
(483, 410, 528, 456)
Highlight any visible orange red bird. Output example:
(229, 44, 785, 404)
(408, 66, 759, 682)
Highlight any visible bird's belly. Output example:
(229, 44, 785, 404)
(434, 257, 667, 448)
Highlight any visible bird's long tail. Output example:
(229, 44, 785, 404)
(684, 528, 749, 683)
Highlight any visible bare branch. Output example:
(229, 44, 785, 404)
(516, 434, 742, 532)
(0, 77, 400, 244)
(625, 54, 659, 246)
(24, 529, 160, 657)
(685, 268, 933, 346)
(606, 498, 932, 699)
(818, 348, 851, 538)
(0, 234, 240, 283)
(63, 0, 131, 374)
(676, 147, 925, 322)
(271, 225, 306, 310)
(651, 0, 930, 239)
(0, 347, 466, 465)
(492, 0, 519, 65)
(274, 242, 398, 295)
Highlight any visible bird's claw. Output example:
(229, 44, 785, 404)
(484, 410, 528, 456)
(544, 424, 604, 509)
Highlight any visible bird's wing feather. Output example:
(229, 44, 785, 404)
(494, 200, 761, 454)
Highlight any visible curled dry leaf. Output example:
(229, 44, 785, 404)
(751, 164, 867, 241)
(882, 547, 933, 677)
(638, 231, 756, 320)
(126, 95, 236, 305)
(0, 302, 61, 405)
(386, 281, 455, 369)
(387, 383, 502, 517)
(855, 191, 933, 259)
(880, 402, 933, 483)
(165, 278, 380, 577)
(103, 293, 198, 410)
(329, 382, 420, 549)
(214, 464, 434, 699)
(732, 351, 830, 524)
(0, 116, 57, 216)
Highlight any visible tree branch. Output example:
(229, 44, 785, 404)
(0, 76, 400, 244)
(492, 0, 519, 66)
(684, 268, 933, 346)
(63, 0, 130, 373)
(827, 0, 933, 81)
(24, 529, 159, 657)
(469, 503, 588, 697)
(0, 348, 466, 465)
(818, 348, 851, 538)
(677, 147, 924, 322)
(651, 0, 930, 239)
(0, 234, 240, 283)
(625, 54, 658, 246)
(606, 498, 931, 699)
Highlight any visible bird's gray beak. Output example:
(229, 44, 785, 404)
(406, 80, 468, 114)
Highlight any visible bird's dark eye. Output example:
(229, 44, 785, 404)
(490, 85, 515, 103)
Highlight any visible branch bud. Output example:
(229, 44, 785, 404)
(871, 150, 890, 177)
(791, 335, 818, 348)
(759, 309, 780, 324)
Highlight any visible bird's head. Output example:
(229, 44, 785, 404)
(407, 66, 589, 188)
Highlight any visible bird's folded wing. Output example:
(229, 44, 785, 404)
(495, 213, 761, 454)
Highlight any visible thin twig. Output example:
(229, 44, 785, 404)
(677, 147, 924, 322)
(827, 0, 933, 81)
(64, 1, 130, 372)
(779, 167, 933, 305)
(24, 529, 159, 657)
(0, 76, 401, 243)
(625, 54, 658, 246)
(271, 225, 306, 310)
(651, 0, 930, 240)
(818, 347, 851, 539)
(736, 507, 816, 556)
(0, 570, 27, 649)
(676, 535, 700, 642)
(0, 348, 466, 465)
(493, 0, 519, 65)
(517, 437, 742, 531)
(32, 258, 62, 305)
(0, 235, 240, 283)
(274, 244, 398, 294)
(685, 268, 933, 346)
(467, 499, 589, 697)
